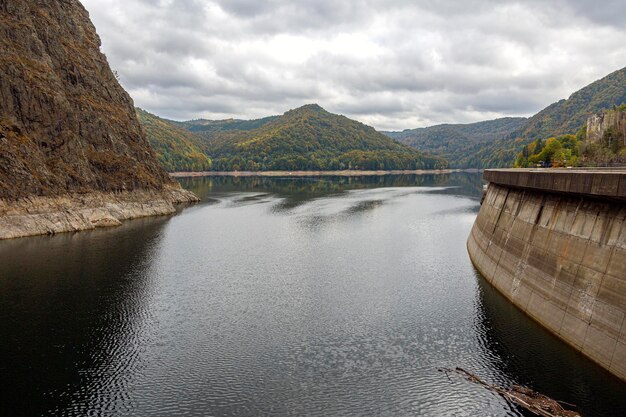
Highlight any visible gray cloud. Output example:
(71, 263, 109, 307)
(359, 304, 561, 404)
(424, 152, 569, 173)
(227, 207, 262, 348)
(82, 0, 626, 130)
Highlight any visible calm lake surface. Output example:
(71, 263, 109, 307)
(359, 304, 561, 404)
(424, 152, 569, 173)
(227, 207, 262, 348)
(1, 173, 625, 416)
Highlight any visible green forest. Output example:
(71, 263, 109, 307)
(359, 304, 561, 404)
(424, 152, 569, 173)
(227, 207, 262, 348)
(139, 104, 447, 172)
(514, 105, 626, 167)
(514, 134, 580, 167)
(385, 117, 527, 168)
(137, 109, 212, 172)
(386, 66, 626, 168)
(136, 67, 625, 172)
(202, 105, 447, 171)
(499, 67, 626, 168)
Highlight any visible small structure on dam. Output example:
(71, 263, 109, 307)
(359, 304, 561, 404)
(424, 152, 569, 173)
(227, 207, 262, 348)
(467, 168, 626, 381)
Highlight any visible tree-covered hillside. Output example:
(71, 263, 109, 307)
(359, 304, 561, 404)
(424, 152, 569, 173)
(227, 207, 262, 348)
(518, 67, 626, 141)
(515, 105, 626, 168)
(384, 117, 527, 168)
(386, 66, 626, 168)
(193, 104, 447, 171)
(136, 109, 211, 172)
(482, 67, 626, 167)
(171, 116, 277, 133)
(137, 67, 625, 172)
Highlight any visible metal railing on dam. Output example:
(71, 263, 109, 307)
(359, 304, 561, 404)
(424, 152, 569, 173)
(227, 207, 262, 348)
(468, 168, 626, 381)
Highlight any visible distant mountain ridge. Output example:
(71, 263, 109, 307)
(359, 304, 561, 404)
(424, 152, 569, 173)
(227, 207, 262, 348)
(384, 117, 528, 168)
(140, 67, 625, 171)
(171, 116, 277, 133)
(386, 66, 626, 167)
(141, 104, 447, 171)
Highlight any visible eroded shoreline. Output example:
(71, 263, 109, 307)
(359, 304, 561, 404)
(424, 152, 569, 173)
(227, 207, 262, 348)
(0, 186, 198, 240)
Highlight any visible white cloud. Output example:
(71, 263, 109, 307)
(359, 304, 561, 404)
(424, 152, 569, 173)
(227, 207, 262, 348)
(81, 0, 626, 130)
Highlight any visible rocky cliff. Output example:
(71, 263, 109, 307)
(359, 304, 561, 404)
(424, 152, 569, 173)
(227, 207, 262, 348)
(0, 0, 197, 238)
(586, 109, 626, 144)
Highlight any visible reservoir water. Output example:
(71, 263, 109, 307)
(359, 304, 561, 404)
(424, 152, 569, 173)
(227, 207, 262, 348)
(1, 173, 625, 416)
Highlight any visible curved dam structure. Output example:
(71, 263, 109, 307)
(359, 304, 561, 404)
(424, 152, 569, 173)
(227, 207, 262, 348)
(468, 169, 626, 381)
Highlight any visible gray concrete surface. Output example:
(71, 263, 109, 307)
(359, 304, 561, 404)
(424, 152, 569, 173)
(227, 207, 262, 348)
(468, 169, 626, 381)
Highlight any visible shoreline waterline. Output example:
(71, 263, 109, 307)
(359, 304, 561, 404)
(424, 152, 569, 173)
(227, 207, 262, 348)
(170, 168, 482, 178)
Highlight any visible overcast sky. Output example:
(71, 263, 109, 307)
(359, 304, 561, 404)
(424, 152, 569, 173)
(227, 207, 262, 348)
(82, 0, 626, 130)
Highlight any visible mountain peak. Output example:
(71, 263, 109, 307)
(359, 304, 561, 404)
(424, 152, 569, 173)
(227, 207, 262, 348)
(287, 103, 327, 114)
(180, 104, 447, 171)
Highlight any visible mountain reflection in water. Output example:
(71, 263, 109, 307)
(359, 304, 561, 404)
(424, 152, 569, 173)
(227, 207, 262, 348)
(1, 173, 624, 417)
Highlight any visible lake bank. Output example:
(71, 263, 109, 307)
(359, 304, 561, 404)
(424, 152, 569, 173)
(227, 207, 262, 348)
(0, 186, 198, 240)
(170, 169, 481, 178)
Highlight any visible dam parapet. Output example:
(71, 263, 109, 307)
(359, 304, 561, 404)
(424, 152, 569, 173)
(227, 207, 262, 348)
(483, 169, 626, 201)
(468, 168, 626, 380)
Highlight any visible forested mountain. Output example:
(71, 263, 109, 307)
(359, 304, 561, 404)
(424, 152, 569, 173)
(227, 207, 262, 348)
(384, 117, 527, 168)
(519, 67, 626, 141)
(172, 116, 277, 134)
(514, 105, 626, 168)
(136, 109, 211, 172)
(138, 67, 625, 171)
(191, 104, 447, 171)
(386, 66, 626, 168)
(478, 67, 626, 167)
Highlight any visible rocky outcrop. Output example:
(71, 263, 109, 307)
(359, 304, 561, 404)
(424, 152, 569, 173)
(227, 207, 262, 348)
(0, 0, 198, 238)
(0, 186, 198, 239)
(468, 169, 626, 381)
(586, 110, 626, 144)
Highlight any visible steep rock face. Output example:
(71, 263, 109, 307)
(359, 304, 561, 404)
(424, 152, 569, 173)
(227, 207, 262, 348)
(0, 0, 172, 199)
(586, 110, 626, 144)
(0, 1, 198, 238)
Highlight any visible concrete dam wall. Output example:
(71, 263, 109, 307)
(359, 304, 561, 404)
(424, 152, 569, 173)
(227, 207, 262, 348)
(467, 169, 626, 381)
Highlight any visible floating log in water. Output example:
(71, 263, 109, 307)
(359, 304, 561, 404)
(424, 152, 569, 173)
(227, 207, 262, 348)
(438, 367, 582, 417)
